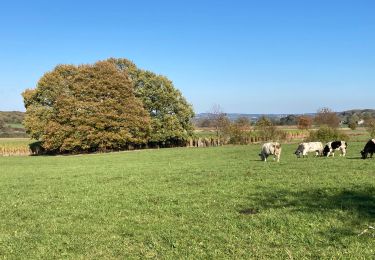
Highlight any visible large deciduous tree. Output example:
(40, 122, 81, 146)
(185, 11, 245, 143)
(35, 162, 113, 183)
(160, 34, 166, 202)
(23, 58, 195, 153)
(314, 107, 340, 128)
(297, 116, 313, 130)
(108, 58, 195, 146)
(23, 61, 151, 153)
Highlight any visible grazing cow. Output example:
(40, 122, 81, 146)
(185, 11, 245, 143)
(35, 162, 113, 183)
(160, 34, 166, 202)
(323, 141, 347, 157)
(360, 139, 375, 159)
(294, 142, 323, 158)
(259, 142, 282, 162)
(29, 141, 45, 155)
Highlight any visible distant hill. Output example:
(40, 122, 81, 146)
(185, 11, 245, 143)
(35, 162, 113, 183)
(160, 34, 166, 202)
(0, 111, 24, 124)
(0, 111, 27, 137)
(338, 109, 375, 119)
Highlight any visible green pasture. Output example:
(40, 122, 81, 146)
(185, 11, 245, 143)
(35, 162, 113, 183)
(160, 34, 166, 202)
(0, 142, 374, 259)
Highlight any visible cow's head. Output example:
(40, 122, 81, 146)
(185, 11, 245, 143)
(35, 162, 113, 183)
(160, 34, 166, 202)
(274, 144, 281, 155)
(360, 150, 367, 159)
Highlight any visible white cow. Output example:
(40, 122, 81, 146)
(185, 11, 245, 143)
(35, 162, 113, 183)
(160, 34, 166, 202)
(259, 142, 282, 162)
(294, 142, 323, 158)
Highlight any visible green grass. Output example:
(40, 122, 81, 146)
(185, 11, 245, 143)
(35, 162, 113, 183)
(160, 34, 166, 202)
(0, 142, 374, 259)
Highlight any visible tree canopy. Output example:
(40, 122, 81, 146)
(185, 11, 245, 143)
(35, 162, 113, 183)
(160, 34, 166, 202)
(314, 107, 340, 128)
(108, 58, 194, 146)
(23, 59, 194, 153)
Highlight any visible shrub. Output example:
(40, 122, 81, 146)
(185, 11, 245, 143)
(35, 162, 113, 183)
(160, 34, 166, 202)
(365, 118, 375, 138)
(228, 124, 250, 144)
(306, 126, 349, 143)
(348, 121, 357, 130)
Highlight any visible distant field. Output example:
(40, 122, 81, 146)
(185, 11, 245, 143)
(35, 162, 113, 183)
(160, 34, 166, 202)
(5, 123, 24, 128)
(344, 128, 371, 142)
(0, 142, 373, 258)
(0, 138, 31, 156)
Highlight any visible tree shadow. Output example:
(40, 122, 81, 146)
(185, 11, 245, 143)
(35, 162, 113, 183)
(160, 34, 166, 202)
(243, 186, 375, 219)
(240, 186, 375, 238)
(345, 156, 364, 160)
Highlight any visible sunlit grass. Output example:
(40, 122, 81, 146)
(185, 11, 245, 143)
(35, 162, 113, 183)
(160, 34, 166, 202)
(0, 142, 373, 258)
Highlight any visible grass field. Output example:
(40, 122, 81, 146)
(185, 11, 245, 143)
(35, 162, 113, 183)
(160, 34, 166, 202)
(0, 142, 374, 259)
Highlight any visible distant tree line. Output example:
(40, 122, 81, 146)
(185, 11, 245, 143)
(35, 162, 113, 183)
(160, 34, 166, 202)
(195, 107, 375, 144)
(22, 58, 194, 154)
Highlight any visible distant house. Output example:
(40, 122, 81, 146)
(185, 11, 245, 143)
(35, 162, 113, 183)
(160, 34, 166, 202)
(357, 119, 365, 125)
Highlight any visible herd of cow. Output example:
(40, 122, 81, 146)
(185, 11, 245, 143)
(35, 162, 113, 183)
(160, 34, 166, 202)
(259, 139, 375, 162)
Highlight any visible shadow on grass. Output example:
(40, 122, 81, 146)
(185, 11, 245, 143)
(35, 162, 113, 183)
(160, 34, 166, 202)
(241, 186, 375, 221)
(345, 156, 363, 160)
(240, 186, 375, 238)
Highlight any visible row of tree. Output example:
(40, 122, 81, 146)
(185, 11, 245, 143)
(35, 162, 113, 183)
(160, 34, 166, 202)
(201, 106, 375, 145)
(195, 107, 374, 130)
(23, 58, 194, 153)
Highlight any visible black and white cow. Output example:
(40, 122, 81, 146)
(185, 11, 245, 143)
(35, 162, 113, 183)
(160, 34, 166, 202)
(294, 142, 323, 158)
(323, 141, 347, 157)
(360, 139, 375, 159)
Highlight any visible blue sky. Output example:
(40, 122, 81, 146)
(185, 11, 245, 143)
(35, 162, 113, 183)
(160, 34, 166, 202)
(0, 0, 374, 114)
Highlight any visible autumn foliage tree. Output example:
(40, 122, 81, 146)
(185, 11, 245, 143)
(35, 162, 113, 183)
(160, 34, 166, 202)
(23, 61, 151, 153)
(107, 58, 195, 147)
(314, 107, 340, 128)
(23, 58, 194, 153)
(297, 116, 313, 130)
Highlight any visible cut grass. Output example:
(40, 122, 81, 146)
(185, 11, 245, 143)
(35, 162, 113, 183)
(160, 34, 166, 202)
(0, 142, 374, 259)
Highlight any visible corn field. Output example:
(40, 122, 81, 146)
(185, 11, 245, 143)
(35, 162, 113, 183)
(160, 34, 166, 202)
(0, 138, 31, 156)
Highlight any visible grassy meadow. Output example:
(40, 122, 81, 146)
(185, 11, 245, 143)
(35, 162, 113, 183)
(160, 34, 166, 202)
(0, 141, 374, 259)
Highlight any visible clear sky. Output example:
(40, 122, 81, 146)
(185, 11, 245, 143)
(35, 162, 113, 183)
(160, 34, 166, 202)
(0, 0, 374, 114)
